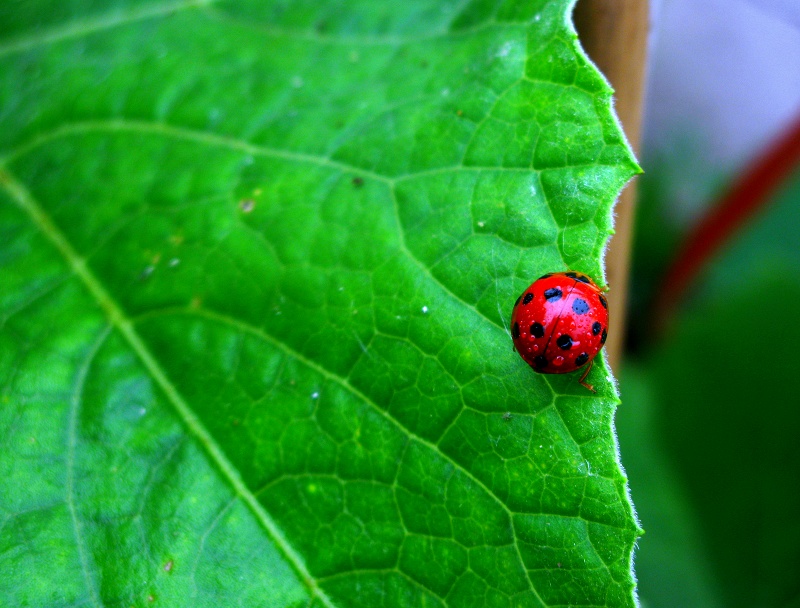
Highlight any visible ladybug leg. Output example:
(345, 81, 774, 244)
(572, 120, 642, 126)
(578, 360, 596, 393)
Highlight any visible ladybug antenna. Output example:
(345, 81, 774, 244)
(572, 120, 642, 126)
(578, 360, 596, 393)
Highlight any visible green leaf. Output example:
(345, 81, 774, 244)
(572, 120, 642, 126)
(0, 1, 640, 606)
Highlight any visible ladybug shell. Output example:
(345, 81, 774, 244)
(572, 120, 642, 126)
(510, 272, 608, 375)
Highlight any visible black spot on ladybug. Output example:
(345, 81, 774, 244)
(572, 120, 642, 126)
(592, 321, 602, 335)
(515, 296, 521, 307)
(572, 298, 589, 315)
(538, 273, 553, 280)
(601, 329, 607, 344)
(523, 292, 534, 305)
(575, 352, 589, 366)
(557, 334, 572, 350)
(565, 272, 578, 279)
(575, 274, 591, 284)
(530, 322, 544, 338)
(599, 294, 608, 309)
(534, 355, 548, 369)
(544, 288, 562, 301)
(352, 177, 364, 188)
(512, 323, 520, 339)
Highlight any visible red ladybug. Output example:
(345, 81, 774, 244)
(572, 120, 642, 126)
(510, 271, 608, 392)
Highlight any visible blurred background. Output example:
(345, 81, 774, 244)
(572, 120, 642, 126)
(609, 0, 800, 605)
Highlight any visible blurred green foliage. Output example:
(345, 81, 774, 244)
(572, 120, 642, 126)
(620, 162, 800, 607)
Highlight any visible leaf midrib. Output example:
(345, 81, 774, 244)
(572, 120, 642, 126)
(0, 167, 336, 608)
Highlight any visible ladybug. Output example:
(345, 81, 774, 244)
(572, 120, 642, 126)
(510, 271, 608, 392)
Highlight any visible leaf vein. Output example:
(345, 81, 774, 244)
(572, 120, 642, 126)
(2, 119, 626, 187)
(200, 5, 498, 47)
(139, 305, 549, 606)
(0, 0, 216, 58)
(0, 120, 392, 184)
(66, 324, 112, 608)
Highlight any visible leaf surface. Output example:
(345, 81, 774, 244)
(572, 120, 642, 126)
(0, 0, 640, 605)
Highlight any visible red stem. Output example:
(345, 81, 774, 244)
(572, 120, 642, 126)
(656, 111, 800, 328)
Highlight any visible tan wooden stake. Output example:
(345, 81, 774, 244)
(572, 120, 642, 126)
(573, 0, 650, 372)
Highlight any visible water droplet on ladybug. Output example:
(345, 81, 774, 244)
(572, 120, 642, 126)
(533, 344, 539, 352)
(553, 356, 564, 366)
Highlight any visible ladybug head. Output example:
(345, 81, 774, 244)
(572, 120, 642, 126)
(564, 271, 597, 288)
